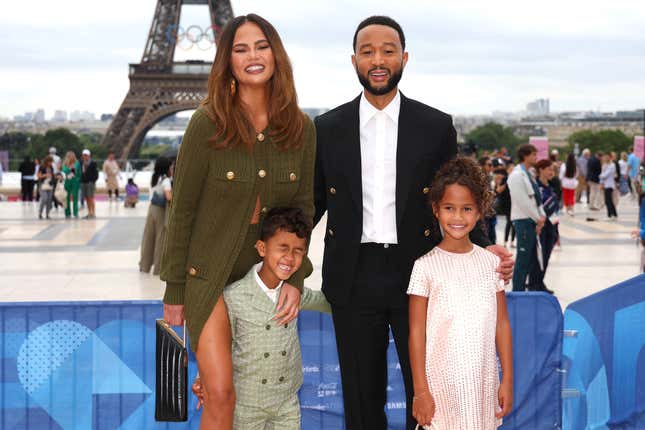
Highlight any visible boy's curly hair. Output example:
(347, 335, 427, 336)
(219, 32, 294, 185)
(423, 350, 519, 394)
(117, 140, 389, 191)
(429, 156, 494, 217)
(259, 207, 313, 243)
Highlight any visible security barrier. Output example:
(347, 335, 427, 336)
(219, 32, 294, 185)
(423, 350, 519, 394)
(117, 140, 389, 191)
(0, 293, 563, 429)
(562, 274, 645, 430)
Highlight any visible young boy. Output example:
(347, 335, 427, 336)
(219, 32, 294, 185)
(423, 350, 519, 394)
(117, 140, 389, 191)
(194, 207, 330, 429)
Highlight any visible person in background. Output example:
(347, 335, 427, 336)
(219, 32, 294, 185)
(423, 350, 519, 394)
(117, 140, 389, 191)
(479, 156, 497, 244)
(102, 152, 121, 201)
(19, 156, 36, 202)
(80, 149, 98, 219)
(630, 193, 645, 272)
(587, 151, 603, 211)
(33, 158, 41, 201)
(618, 151, 630, 196)
(560, 153, 578, 216)
(124, 178, 139, 208)
(507, 144, 546, 292)
(535, 159, 559, 294)
(599, 153, 618, 220)
(494, 167, 514, 248)
(610, 151, 621, 209)
(627, 146, 641, 199)
(576, 149, 590, 203)
(37, 156, 55, 219)
(140, 157, 172, 275)
(49, 147, 63, 210)
(62, 151, 81, 219)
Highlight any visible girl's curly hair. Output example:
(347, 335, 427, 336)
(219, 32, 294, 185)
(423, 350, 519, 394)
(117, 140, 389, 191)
(429, 156, 495, 218)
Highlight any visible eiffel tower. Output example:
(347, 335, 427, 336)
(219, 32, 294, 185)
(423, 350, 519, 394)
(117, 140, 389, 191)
(102, 0, 234, 158)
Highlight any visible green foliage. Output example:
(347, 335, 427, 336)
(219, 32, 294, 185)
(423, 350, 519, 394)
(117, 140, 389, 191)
(465, 122, 524, 153)
(0, 128, 105, 169)
(566, 129, 633, 155)
(140, 144, 172, 159)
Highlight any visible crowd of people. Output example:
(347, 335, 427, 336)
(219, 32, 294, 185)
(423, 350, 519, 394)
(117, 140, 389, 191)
(16, 147, 137, 219)
(476, 143, 642, 295)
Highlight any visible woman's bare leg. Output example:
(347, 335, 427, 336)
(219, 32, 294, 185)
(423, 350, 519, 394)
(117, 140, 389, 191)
(195, 296, 235, 429)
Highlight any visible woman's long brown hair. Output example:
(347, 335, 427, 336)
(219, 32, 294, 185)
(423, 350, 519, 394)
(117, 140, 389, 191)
(201, 14, 304, 151)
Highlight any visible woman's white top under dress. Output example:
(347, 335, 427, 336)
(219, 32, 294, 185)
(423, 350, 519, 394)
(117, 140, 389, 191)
(407, 245, 505, 430)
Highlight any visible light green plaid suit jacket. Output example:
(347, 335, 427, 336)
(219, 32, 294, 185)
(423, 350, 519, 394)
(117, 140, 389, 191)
(223, 267, 331, 408)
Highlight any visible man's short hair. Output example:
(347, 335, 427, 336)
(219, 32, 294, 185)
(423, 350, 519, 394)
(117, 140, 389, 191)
(517, 144, 537, 162)
(353, 15, 406, 53)
(260, 207, 312, 243)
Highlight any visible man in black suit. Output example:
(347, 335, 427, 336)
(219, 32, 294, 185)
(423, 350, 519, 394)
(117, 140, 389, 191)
(313, 16, 514, 430)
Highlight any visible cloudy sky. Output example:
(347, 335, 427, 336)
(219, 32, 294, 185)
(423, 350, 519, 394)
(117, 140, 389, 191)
(1, 0, 644, 119)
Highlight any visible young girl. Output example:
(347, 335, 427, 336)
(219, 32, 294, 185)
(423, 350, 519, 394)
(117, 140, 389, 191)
(408, 157, 513, 430)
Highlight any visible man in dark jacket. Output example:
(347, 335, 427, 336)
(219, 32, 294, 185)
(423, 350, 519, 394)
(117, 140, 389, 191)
(80, 149, 98, 219)
(586, 152, 603, 210)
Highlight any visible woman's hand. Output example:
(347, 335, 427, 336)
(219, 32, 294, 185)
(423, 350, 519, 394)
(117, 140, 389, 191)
(163, 304, 184, 326)
(496, 380, 513, 419)
(274, 283, 301, 326)
(192, 377, 205, 410)
(412, 391, 436, 426)
(487, 244, 514, 283)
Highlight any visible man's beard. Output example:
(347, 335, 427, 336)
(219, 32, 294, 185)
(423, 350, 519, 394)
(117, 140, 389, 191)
(356, 66, 403, 96)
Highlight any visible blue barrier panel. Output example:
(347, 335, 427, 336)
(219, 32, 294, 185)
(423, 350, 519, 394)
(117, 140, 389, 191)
(299, 292, 563, 430)
(563, 274, 645, 430)
(0, 301, 201, 430)
(0, 294, 563, 429)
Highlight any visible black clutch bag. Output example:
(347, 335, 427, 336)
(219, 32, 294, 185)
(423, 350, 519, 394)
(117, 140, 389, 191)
(155, 319, 188, 422)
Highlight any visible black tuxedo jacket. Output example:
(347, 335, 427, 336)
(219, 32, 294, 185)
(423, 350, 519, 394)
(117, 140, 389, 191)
(314, 93, 490, 306)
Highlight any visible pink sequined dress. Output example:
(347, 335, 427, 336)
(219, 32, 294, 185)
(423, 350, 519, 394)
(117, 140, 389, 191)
(407, 245, 505, 430)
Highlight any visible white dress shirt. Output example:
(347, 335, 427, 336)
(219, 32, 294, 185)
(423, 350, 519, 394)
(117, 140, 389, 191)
(253, 262, 282, 303)
(359, 90, 400, 244)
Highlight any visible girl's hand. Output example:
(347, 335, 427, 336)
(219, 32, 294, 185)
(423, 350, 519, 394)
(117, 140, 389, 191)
(496, 380, 513, 419)
(163, 304, 184, 326)
(274, 283, 301, 325)
(192, 377, 205, 410)
(631, 229, 641, 239)
(412, 392, 436, 426)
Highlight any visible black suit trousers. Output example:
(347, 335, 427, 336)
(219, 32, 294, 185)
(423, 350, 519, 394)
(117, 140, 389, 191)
(331, 243, 416, 430)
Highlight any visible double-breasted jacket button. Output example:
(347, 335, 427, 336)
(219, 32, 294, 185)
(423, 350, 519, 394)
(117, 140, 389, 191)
(265, 324, 271, 330)
(188, 267, 197, 276)
(261, 206, 268, 214)
(258, 169, 267, 178)
(289, 172, 297, 181)
(257, 132, 265, 142)
(422, 187, 430, 194)
(328, 228, 334, 237)
(226, 171, 235, 180)
(281, 350, 287, 356)
(329, 187, 336, 195)
(424, 229, 431, 237)
(278, 376, 285, 382)
(264, 352, 270, 358)
(261, 378, 267, 384)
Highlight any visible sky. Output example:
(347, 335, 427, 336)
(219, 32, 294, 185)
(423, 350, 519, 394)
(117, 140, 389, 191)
(1, 0, 645, 119)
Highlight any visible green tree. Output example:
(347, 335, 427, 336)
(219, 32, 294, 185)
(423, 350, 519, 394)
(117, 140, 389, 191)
(567, 129, 632, 155)
(465, 122, 524, 154)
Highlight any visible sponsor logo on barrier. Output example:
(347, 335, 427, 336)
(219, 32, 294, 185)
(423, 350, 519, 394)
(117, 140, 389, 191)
(387, 401, 407, 410)
(303, 365, 320, 373)
(317, 382, 339, 398)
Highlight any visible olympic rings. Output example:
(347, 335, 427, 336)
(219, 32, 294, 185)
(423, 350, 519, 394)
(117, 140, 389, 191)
(165, 24, 221, 51)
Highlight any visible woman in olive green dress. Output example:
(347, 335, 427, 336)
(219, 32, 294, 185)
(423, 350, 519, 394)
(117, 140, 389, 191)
(161, 14, 315, 429)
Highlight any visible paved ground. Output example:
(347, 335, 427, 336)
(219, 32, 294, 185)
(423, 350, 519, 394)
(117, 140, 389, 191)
(0, 196, 642, 309)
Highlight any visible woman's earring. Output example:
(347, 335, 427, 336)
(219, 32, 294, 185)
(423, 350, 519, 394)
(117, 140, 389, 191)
(230, 79, 236, 96)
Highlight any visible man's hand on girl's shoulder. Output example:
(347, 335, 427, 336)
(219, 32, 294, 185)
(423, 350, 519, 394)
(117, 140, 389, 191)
(486, 245, 514, 283)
